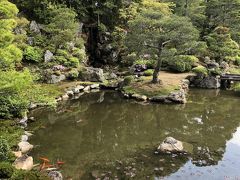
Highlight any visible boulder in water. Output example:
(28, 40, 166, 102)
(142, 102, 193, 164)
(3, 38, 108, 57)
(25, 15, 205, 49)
(158, 137, 184, 153)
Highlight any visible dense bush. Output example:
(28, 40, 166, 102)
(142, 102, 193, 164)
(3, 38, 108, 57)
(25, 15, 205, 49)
(56, 49, 69, 58)
(68, 68, 79, 80)
(134, 59, 156, 69)
(0, 70, 59, 118)
(168, 55, 198, 72)
(144, 69, 154, 76)
(192, 66, 208, 76)
(0, 0, 22, 70)
(205, 26, 240, 63)
(0, 138, 10, 161)
(123, 76, 134, 85)
(0, 162, 14, 179)
(24, 46, 43, 62)
(72, 48, 86, 62)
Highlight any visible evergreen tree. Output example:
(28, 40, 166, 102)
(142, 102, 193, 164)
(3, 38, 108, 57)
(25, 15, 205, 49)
(0, 0, 22, 70)
(126, 1, 199, 83)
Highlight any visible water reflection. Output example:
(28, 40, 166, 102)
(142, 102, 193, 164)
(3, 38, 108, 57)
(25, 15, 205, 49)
(29, 89, 240, 179)
(165, 127, 240, 180)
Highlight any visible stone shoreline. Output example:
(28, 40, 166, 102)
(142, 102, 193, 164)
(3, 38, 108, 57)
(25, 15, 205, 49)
(121, 79, 189, 104)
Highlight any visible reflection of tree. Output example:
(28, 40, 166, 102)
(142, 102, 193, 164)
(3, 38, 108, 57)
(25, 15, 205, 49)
(29, 90, 240, 178)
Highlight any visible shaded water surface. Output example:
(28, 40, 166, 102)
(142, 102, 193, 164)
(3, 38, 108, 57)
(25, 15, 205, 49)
(29, 90, 240, 179)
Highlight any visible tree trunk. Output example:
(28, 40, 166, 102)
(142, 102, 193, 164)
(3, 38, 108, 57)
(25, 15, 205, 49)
(152, 48, 162, 84)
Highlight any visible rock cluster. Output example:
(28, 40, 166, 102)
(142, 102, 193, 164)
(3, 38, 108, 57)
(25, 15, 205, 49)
(188, 74, 221, 89)
(57, 83, 100, 102)
(13, 131, 34, 171)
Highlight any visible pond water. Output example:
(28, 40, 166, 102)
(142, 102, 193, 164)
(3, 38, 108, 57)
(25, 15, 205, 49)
(29, 89, 240, 180)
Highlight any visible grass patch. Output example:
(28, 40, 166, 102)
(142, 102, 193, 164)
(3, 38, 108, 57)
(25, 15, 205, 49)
(123, 76, 180, 97)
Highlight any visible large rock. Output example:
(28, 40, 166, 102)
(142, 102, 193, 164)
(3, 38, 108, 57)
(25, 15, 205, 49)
(44, 50, 54, 63)
(29, 21, 41, 34)
(80, 67, 105, 82)
(47, 74, 66, 84)
(167, 90, 187, 104)
(13, 155, 34, 171)
(18, 142, 33, 154)
(158, 137, 193, 154)
(158, 137, 184, 153)
(189, 75, 221, 89)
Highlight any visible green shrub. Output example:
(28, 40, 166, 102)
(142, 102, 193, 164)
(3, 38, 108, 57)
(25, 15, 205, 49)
(72, 48, 86, 61)
(170, 61, 186, 72)
(144, 69, 154, 76)
(122, 53, 137, 66)
(169, 55, 198, 72)
(67, 57, 79, 67)
(232, 83, 240, 92)
(0, 120, 23, 148)
(134, 59, 156, 69)
(0, 138, 10, 161)
(123, 76, 134, 86)
(209, 68, 222, 76)
(68, 69, 79, 80)
(54, 56, 68, 65)
(229, 68, 240, 74)
(192, 66, 208, 76)
(24, 46, 43, 62)
(0, 162, 14, 179)
(0, 45, 22, 70)
(235, 56, 240, 66)
(0, 69, 60, 118)
(56, 49, 69, 58)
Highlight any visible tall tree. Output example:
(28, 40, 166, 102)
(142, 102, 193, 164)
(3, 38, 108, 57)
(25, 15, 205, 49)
(126, 1, 199, 83)
(162, 0, 206, 29)
(205, 0, 240, 42)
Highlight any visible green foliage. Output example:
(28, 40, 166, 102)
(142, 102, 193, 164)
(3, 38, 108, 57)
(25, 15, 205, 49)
(0, 69, 59, 118)
(72, 48, 86, 62)
(168, 55, 198, 72)
(68, 68, 79, 80)
(24, 46, 43, 62)
(0, 69, 32, 118)
(121, 53, 137, 66)
(0, 120, 23, 148)
(0, 0, 19, 19)
(134, 59, 156, 69)
(56, 49, 69, 57)
(144, 69, 154, 76)
(163, 0, 206, 30)
(232, 83, 240, 92)
(0, 138, 10, 161)
(44, 7, 78, 49)
(11, 169, 49, 180)
(228, 68, 240, 75)
(0, 162, 14, 179)
(205, 0, 240, 43)
(123, 76, 134, 86)
(192, 66, 208, 76)
(205, 26, 240, 63)
(0, 0, 22, 70)
(209, 68, 222, 76)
